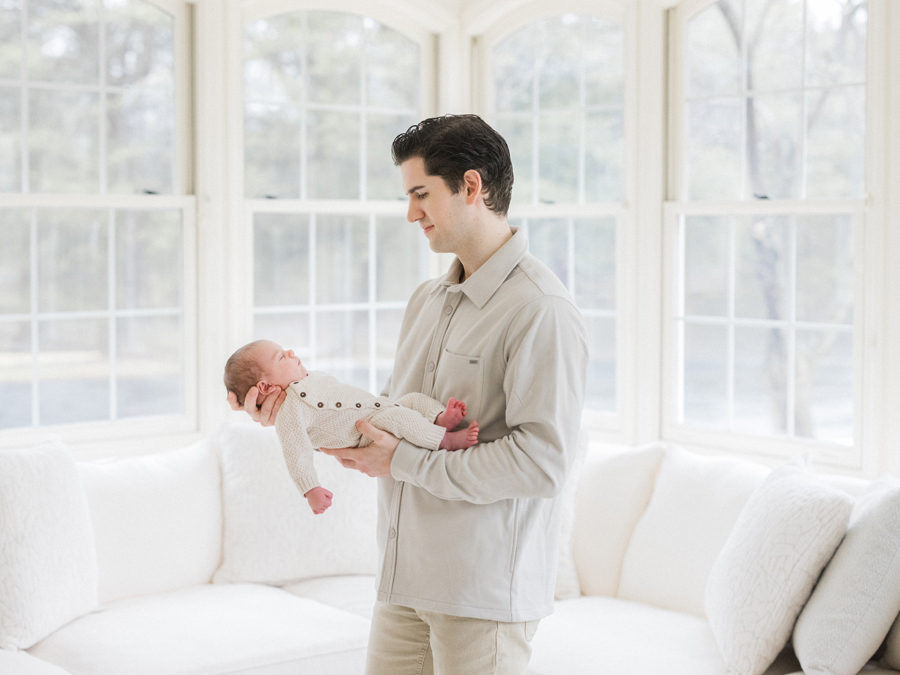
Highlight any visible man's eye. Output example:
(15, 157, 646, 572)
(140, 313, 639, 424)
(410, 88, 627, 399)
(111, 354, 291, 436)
(417, 192, 427, 199)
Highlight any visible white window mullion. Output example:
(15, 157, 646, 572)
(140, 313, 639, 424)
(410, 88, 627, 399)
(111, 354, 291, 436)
(107, 209, 117, 420)
(309, 212, 317, 361)
(786, 217, 798, 436)
(30, 208, 39, 427)
(20, 0, 29, 194)
(368, 214, 377, 393)
(727, 216, 736, 430)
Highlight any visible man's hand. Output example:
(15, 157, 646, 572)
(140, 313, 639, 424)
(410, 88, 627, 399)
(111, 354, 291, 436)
(226, 386, 285, 427)
(320, 420, 400, 478)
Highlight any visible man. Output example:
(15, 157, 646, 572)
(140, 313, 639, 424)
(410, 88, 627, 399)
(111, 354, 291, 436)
(232, 115, 588, 675)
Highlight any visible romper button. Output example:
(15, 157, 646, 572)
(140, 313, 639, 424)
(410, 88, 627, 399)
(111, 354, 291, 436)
(375, 402, 380, 407)
(300, 392, 306, 397)
(336, 402, 341, 408)
(317, 402, 323, 408)
(356, 403, 361, 408)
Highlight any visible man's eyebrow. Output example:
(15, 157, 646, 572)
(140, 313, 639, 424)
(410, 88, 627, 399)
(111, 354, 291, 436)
(406, 185, 426, 195)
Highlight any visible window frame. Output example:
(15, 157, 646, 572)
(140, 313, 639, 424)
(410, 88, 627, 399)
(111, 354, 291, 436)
(472, 0, 640, 444)
(0, 0, 197, 450)
(662, 0, 889, 473)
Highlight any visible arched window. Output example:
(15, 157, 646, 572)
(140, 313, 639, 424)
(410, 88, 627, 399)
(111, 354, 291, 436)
(484, 8, 629, 428)
(0, 0, 193, 434)
(243, 7, 432, 393)
(666, 0, 866, 453)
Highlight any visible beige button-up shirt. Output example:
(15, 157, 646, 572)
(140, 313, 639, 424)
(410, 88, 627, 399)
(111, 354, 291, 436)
(378, 228, 589, 622)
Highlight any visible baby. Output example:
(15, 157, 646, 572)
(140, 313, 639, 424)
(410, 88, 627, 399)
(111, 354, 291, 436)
(224, 340, 479, 515)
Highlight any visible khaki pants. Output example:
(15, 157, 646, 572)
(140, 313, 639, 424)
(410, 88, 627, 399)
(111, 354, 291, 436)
(365, 601, 539, 675)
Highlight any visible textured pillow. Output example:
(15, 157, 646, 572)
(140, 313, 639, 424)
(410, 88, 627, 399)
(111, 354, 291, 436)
(0, 442, 98, 650)
(705, 463, 853, 675)
(554, 429, 588, 600)
(793, 476, 900, 675)
(618, 446, 769, 616)
(213, 422, 378, 585)
(78, 440, 223, 604)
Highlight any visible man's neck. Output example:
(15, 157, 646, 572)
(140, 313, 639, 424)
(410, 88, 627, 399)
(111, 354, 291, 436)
(458, 222, 513, 282)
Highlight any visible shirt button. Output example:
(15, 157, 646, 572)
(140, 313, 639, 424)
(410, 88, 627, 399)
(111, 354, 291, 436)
(389, 528, 396, 538)
(445, 306, 452, 315)
(427, 362, 435, 372)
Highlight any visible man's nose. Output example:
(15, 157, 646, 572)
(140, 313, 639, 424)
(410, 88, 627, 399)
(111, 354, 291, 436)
(406, 198, 422, 223)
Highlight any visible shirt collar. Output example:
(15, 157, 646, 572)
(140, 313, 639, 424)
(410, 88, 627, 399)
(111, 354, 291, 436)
(439, 227, 528, 310)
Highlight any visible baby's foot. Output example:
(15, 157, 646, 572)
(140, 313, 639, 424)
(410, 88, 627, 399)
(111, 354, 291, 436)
(440, 421, 479, 451)
(436, 397, 467, 430)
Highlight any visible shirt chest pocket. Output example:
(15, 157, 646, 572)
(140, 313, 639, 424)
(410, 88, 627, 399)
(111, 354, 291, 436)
(434, 350, 484, 426)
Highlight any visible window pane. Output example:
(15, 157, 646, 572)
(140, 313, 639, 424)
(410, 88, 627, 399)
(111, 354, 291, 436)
(376, 308, 404, 390)
(27, 0, 99, 84)
(796, 214, 853, 324)
(585, 315, 615, 413)
(316, 215, 368, 305)
(244, 14, 304, 105)
(537, 16, 581, 110)
(307, 12, 362, 106)
(107, 87, 174, 194)
(244, 101, 300, 199)
(376, 217, 425, 303)
(307, 110, 359, 199)
(495, 116, 532, 205)
(735, 215, 789, 321)
(366, 20, 418, 110)
(684, 216, 729, 317)
(105, 0, 174, 88)
(529, 218, 568, 287)
(733, 326, 788, 436)
(117, 315, 181, 417)
(584, 19, 624, 107)
(585, 111, 623, 203)
(0, 209, 30, 315)
(367, 112, 416, 200)
(796, 329, 852, 442)
(687, 99, 741, 201)
(538, 112, 578, 203)
(253, 312, 310, 357)
(0, 0, 21, 79)
(29, 89, 100, 192)
(254, 213, 310, 308)
(0, 88, 21, 191)
(38, 317, 108, 425)
(747, 93, 802, 199)
(317, 310, 368, 391)
(683, 322, 728, 428)
(746, 0, 804, 93)
(493, 25, 534, 113)
(116, 210, 181, 310)
(0, 322, 31, 429)
(806, 0, 867, 87)
(574, 218, 615, 311)
(687, 0, 742, 98)
(806, 86, 865, 199)
(38, 209, 107, 313)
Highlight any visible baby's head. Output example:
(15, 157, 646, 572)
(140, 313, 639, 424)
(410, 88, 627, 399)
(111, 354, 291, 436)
(224, 339, 308, 406)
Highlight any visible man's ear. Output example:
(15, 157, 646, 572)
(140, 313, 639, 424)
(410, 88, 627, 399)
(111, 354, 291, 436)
(462, 169, 483, 204)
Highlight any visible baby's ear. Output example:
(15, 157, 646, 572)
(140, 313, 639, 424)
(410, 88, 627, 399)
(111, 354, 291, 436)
(256, 381, 272, 394)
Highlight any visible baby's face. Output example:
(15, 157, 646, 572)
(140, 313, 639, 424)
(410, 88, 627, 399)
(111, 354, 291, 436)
(254, 340, 308, 388)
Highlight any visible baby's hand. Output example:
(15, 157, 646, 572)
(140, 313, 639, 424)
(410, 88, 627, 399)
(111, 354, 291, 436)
(305, 486, 333, 515)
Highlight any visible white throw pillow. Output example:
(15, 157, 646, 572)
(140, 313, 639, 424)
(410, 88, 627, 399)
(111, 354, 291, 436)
(0, 442, 98, 650)
(554, 429, 588, 601)
(705, 463, 853, 675)
(618, 447, 769, 616)
(213, 422, 378, 585)
(793, 476, 900, 675)
(78, 440, 223, 605)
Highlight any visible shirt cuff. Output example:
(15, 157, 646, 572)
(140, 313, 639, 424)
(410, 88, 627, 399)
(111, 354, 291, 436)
(390, 439, 426, 483)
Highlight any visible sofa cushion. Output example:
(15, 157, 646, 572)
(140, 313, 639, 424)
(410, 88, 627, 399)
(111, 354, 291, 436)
(78, 440, 222, 604)
(554, 429, 588, 600)
(213, 422, 378, 585)
(527, 596, 725, 675)
(572, 443, 666, 597)
(794, 476, 900, 675)
(0, 442, 98, 650)
(705, 463, 853, 675)
(0, 651, 73, 675)
(617, 446, 769, 616)
(27, 584, 370, 675)
(281, 575, 377, 620)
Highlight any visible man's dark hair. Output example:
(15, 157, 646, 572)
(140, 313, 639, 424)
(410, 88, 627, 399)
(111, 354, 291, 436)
(392, 115, 514, 217)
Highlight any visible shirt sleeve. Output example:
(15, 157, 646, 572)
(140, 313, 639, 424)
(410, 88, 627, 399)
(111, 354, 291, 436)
(390, 295, 589, 504)
(275, 394, 321, 496)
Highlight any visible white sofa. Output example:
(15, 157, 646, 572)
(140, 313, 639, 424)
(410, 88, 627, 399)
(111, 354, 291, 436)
(2, 423, 900, 675)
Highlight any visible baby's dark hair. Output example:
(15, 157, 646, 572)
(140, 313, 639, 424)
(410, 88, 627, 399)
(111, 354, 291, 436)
(224, 340, 267, 407)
